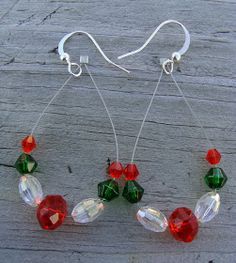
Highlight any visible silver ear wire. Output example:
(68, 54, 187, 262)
(58, 31, 130, 76)
(118, 20, 190, 74)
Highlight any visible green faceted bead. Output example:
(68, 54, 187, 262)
(204, 167, 227, 189)
(15, 153, 38, 174)
(98, 179, 119, 202)
(122, 180, 144, 203)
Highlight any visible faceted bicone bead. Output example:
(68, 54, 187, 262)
(37, 195, 67, 230)
(194, 192, 220, 223)
(204, 167, 227, 189)
(19, 175, 43, 207)
(72, 198, 104, 223)
(137, 206, 168, 232)
(123, 163, 139, 181)
(205, 148, 221, 165)
(169, 207, 199, 243)
(122, 180, 144, 203)
(22, 135, 37, 154)
(108, 161, 123, 179)
(98, 179, 119, 201)
(15, 153, 38, 174)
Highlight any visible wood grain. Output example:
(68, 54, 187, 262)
(0, 0, 236, 262)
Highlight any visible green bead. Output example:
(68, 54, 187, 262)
(15, 153, 38, 174)
(122, 180, 144, 203)
(98, 179, 119, 202)
(204, 167, 227, 189)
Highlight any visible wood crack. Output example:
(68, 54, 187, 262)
(38, 6, 61, 25)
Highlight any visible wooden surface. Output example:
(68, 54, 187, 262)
(0, 1, 236, 262)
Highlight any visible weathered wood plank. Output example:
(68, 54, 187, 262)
(0, 0, 236, 262)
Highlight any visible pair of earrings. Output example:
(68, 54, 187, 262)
(15, 20, 228, 243)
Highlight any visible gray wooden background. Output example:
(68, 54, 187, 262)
(0, 0, 236, 262)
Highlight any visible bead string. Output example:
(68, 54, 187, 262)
(131, 69, 163, 163)
(29, 64, 119, 163)
(170, 72, 213, 149)
(84, 64, 120, 162)
(130, 70, 214, 163)
(30, 65, 120, 162)
(30, 75, 73, 136)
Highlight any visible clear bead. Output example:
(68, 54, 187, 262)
(194, 192, 220, 223)
(71, 198, 104, 224)
(137, 206, 168, 232)
(18, 175, 43, 207)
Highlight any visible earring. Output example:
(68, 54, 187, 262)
(118, 20, 228, 242)
(15, 31, 129, 230)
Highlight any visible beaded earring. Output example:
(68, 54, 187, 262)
(118, 20, 228, 242)
(15, 31, 129, 230)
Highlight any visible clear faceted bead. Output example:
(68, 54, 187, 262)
(19, 175, 43, 207)
(71, 198, 104, 223)
(194, 192, 220, 223)
(137, 206, 168, 232)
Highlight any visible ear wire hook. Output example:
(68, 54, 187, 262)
(118, 20, 190, 74)
(58, 31, 130, 76)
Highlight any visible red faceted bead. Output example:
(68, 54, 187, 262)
(169, 207, 198, 243)
(36, 195, 67, 230)
(22, 135, 37, 153)
(123, 163, 139, 181)
(108, 161, 123, 179)
(205, 148, 221, 165)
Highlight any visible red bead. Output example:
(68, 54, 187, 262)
(108, 161, 123, 179)
(169, 207, 198, 243)
(22, 135, 37, 153)
(123, 163, 139, 181)
(205, 148, 221, 165)
(36, 195, 67, 230)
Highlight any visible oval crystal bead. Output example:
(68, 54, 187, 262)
(137, 206, 168, 232)
(19, 175, 43, 207)
(194, 192, 220, 223)
(71, 198, 104, 223)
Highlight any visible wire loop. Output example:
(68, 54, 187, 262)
(162, 59, 174, 75)
(68, 62, 82, 77)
